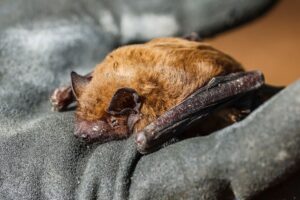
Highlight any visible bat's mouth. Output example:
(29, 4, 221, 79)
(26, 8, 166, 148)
(135, 71, 265, 154)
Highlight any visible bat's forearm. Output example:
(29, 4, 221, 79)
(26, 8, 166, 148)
(135, 71, 265, 154)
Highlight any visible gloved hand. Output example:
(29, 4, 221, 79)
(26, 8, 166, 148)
(2, 1, 298, 200)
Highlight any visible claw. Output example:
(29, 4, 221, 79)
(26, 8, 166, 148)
(50, 86, 74, 111)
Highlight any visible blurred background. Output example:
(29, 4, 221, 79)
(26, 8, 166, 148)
(207, 0, 300, 86)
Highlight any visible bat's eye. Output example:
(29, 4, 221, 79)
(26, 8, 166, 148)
(110, 116, 119, 127)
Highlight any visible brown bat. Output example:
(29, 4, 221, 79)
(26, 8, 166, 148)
(50, 37, 275, 154)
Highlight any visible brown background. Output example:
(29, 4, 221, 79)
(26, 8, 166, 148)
(207, 0, 300, 86)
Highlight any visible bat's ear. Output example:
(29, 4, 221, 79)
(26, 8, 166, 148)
(107, 88, 142, 115)
(71, 71, 90, 99)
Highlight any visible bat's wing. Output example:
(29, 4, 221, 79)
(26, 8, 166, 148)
(135, 71, 266, 154)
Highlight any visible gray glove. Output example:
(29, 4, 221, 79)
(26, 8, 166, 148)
(2, 0, 298, 200)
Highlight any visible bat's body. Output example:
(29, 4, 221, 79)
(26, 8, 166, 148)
(51, 37, 269, 152)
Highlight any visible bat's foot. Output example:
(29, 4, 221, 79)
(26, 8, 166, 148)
(183, 32, 202, 41)
(50, 86, 74, 111)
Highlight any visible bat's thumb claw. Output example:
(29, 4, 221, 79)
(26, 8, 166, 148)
(135, 133, 147, 152)
(135, 133, 146, 146)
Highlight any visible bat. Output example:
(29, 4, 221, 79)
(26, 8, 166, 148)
(50, 37, 278, 154)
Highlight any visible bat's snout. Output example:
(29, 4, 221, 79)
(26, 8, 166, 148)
(74, 119, 112, 143)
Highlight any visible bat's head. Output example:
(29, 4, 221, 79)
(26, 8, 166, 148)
(70, 72, 142, 143)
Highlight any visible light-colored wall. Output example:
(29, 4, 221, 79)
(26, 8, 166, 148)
(208, 0, 300, 86)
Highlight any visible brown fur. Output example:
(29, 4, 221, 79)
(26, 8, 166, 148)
(76, 37, 243, 133)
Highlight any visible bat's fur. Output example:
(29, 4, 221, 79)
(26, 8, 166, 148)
(75, 37, 243, 136)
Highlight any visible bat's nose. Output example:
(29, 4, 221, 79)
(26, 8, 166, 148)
(74, 130, 89, 141)
(74, 120, 112, 143)
(74, 130, 103, 143)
